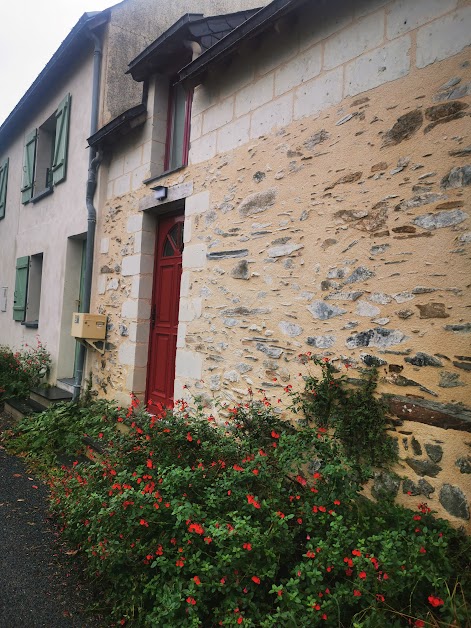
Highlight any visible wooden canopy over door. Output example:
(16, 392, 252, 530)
(146, 212, 184, 409)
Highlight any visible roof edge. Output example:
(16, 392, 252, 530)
(87, 103, 147, 148)
(0, 10, 110, 143)
(178, 0, 309, 86)
(127, 13, 204, 79)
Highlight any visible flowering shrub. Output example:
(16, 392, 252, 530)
(0, 338, 52, 401)
(8, 398, 120, 463)
(289, 355, 397, 466)
(27, 396, 468, 627)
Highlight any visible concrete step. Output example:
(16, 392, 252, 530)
(4, 397, 48, 421)
(56, 378, 76, 395)
(30, 386, 73, 408)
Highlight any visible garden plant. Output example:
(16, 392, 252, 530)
(6, 357, 471, 627)
(0, 338, 52, 401)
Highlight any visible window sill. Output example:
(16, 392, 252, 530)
(143, 165, 186, 186)
(21, 320, 39, 329)
(30, 187, 53, 204)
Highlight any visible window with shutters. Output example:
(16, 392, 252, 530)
(0, 157, 8, 220)
(13, 253, 43, 327)
(21, 93, 71, 204)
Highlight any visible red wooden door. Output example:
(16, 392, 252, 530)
(146, 213, 184, 408)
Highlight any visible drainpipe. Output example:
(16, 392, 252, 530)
(73, 27, 102, 401)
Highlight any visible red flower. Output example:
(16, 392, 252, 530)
(186, 432, 193, 442)
(193, 576, 201, 585)
(296, 475, 307, 486)
(376, 594, 385, 602)
(333, 499, 341, 506)
(251, 576, 260, 584)
(428, 595, 444, 607)
(237, 618, 243, 625)
(139, 519, 149, 527)
(352, 549, 361, 557)
(359, 571, 366, 579)
(188, 522, 204, 535)
(271, 430, 280, 439)
(419, 547, 426, 554)
(233, 464, 244, 471)
(243, 543, 252, 551)
(276, 511, 285, 518)
(246, 494, 261, 509)
(353, 590, 362, 597)
(146, 459, 153, 469)
(186, 596, 196, 605)
(414, 621, 425, 627)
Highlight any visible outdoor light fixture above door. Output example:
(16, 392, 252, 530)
(152, 185, 168, 201)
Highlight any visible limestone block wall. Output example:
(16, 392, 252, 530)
(91, 0, 471, 529)
(189, 0, 471, 164)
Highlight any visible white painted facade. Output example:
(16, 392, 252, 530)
(0, 45, 95, 381)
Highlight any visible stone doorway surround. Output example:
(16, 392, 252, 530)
(114, 180, 210, 403)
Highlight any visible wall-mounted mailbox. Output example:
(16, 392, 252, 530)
(71, 313, 107, 339)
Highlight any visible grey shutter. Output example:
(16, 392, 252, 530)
(0, 157, 8, 219)
(21, 130, 37, 204)
(13, 256, 29, 321)
(52, 93, 71, 185)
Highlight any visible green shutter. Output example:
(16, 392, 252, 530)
(52, 93, 71, 185)
(0, 157, 8, 219)
(21, 129, 37, 203)
(13, 256, 29, 321)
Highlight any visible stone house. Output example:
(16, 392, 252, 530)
(91, 0, 471, 528)
(0, 0, 267, 393)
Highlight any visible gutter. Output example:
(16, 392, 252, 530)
(87, 102, 147, 148)
(73, 28, 103, 401)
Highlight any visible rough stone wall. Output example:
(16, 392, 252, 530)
(92, 0, 471, 529)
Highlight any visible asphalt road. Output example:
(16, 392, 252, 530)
(0, 417, 101, 628)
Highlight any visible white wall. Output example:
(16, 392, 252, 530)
(0, 51, 94, 380)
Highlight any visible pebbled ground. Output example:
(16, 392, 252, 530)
(0, 411, 103, 627)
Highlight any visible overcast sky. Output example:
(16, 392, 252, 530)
(0, 0, 117, 127)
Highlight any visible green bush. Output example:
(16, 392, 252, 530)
(8, 398, 120, 463)
(29, 397, 468, 627)
(0, 338, 52, 401)
(289, 356, 397, 466)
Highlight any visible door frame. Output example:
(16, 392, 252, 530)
(145, 205, 185, 408)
